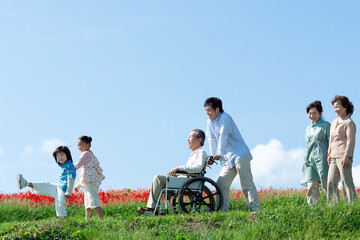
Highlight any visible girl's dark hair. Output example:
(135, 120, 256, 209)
(331, 95, 354, 116)
(78, 135, 92, 147)
(204, 97, 224, 113)
(306, 100, 323, 114)
(53, 146, 73, 166)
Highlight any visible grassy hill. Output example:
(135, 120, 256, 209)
(1, 189, 360, 239)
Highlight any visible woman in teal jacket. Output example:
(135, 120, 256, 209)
(300, 101, 331, 205)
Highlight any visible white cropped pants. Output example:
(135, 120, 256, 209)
(32, 182, 67, 217)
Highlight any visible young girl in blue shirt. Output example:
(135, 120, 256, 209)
(17, 146, 76, 218)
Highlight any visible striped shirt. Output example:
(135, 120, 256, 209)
(57, 160, 76, 192)
(207, 112, 252, 168)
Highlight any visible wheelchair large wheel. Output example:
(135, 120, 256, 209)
(178, 177, 223, 213)
(170, 195, 179, 213)
(169, 188, 202, 213)
(170, 192, 191, 213)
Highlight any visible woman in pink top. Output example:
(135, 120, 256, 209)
(327, 95, 357, 204)
(74, 136, 105, 220)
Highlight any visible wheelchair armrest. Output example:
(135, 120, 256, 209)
(176, 172, 204, 178)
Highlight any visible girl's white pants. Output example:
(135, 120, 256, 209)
(32, 182, 67, 217)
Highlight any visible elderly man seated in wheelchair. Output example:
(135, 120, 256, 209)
(137, 129, 210, 215)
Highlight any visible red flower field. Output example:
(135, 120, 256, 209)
(0, 188, 150, 207)
(1, 187, 360, 207)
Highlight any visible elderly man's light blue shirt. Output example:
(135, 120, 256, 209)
(207, 112, 252, 168)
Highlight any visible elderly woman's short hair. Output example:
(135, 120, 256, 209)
(331, 95, 354, 116)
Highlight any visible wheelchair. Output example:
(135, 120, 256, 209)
(151, 156, 224, 215)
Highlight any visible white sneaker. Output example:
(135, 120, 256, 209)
(17, 174, 28, 189)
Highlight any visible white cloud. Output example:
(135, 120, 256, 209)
(41, 138, 66, 155)
(250, 139, 305, 188)
(20, 145, 34, 158)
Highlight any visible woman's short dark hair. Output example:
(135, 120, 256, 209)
(306, 100, 323, 114)
(53, 146, 73, 166)
(78, 135, 92, 147)
(192, 129, 206, 146)
(331, 95, 354, 116)
(204, 97, 224, 113)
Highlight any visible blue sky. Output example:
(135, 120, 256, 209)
(1, 1, 359, 193)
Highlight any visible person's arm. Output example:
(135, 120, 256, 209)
(207, 122, 217, 156)
(217, 133, 229, 159)
(215, 116, 232, 160)
(304, 127, 310, 162)
(74, 183, 82, 193)
(325, 122, 331, 144)
(327, 121, 334, 165)
(207, 123, 219, 164)
(167, 167, 180, 176)
(74, 151, 92, 170)
(345, 121, 356, 158)
(342, 121, 356, 168)
(65, 178, 75, 197)
(324, 123, 331, 165)
(65, 164, 77, 197)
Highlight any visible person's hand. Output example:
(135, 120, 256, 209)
(341, 156, 351, 169)
(167, 167, 180, 176)
(207, 158, 215, 165)
(213, 155, 221, 160)
(65, 195, 71, 199)
(74, 185, 81, 193)
(208, 155, 221, 165)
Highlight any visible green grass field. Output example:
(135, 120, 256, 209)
(1, 190, 360, 239)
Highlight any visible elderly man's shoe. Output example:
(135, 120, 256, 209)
(137, 207, 154, 215)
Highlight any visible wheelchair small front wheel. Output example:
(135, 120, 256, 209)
(178, 177, 223, 213)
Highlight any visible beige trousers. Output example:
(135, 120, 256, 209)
(306, 181, 327, 205)
(146, 174, 167, 209)
(327, 158, 357, 204)
(216, 156, 261, 212)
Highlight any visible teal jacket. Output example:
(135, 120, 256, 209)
(300, 118, 331, 185)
